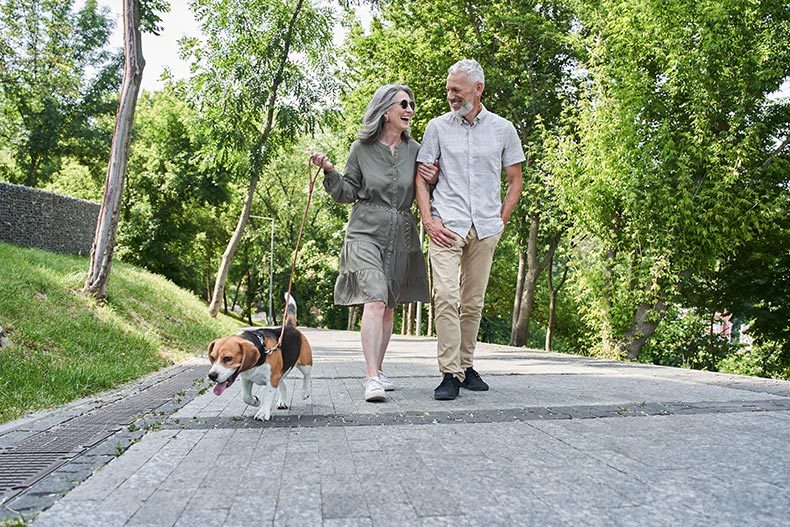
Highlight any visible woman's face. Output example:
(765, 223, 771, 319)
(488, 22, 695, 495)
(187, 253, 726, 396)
(385, 90, 415, 133)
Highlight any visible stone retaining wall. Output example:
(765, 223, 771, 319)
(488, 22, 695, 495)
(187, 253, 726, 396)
(0, 182, 99, 256)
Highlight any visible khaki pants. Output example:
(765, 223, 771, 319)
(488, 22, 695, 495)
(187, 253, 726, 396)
(430, 226, 501, 380)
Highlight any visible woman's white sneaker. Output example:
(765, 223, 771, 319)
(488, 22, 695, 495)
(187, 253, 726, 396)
(378, 370, 394, 391)
(365, 378, 386, 402)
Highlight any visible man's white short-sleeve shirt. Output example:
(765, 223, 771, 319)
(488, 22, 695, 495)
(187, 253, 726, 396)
(417, 105, 525, 239)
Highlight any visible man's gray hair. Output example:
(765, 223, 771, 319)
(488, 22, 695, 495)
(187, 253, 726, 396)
(357, 84, 415, 144)
(448, 59, 485, 86)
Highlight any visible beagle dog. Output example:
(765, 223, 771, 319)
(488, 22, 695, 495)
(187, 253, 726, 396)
(207, 325, 312, 421)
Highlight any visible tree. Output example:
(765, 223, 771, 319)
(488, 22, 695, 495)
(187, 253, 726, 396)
(181, 0, 338, 317)
(0, 0, 121, 187)
(84, 0, 168, 299)
(116, 89, 232, 297)
(342, 0, 579, 345)
(568, 0, 790, 358)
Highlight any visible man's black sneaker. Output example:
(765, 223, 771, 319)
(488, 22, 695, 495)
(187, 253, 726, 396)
(434, 373, 461, 400)
(461, 367, 489, 391)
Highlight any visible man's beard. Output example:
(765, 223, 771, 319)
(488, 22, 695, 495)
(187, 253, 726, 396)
(451, 100, 474, 119)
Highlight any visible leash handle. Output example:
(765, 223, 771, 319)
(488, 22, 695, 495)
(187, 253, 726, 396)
(277, 158, 321, 347)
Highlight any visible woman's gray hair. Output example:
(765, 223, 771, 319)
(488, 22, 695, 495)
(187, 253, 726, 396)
(448, 59, 485, 86)
(357, 84, 415, 144)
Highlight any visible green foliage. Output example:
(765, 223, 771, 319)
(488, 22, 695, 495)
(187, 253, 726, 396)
(639, 306, 738, 371)
(0, 242, 242, 424)
(241, 136, 347, 327)
(719, 341, 790, 380)
(343, 0, 581, 346)
(42, 158, 104, 202)
(4, 0, 786, 383)
(0, 0, 122, 187)
(639, 304, 788, 380)
(115, 89, 233, 298)
(182, 0, 339, 169)
(722, 182, 789, 347)
(564, 0, 790, 356)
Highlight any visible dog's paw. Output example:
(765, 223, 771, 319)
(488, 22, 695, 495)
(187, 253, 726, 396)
(253, 409, 272, 421)
(276, 401, 288, 409)
(243, 395, 260, 407)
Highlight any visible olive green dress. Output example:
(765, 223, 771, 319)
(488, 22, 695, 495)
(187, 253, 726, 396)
(324, 138, 430, 308)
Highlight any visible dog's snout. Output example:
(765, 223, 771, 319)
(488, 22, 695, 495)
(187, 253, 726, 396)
(208, 371, 218, 382)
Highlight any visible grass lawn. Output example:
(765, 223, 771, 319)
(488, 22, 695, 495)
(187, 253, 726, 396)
(0, 242, 243, 424)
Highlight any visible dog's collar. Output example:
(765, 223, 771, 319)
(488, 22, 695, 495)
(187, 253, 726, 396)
(239, 330, 279, 363)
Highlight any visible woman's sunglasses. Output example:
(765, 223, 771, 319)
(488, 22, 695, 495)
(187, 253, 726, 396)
(393, 99, 415, 110)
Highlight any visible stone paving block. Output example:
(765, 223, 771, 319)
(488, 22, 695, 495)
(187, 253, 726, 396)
(31, 499, 128, 527)
(366, 502, 418, 526)
(402, 477, 463, 517)
(273, 507, 323, 527)
(323, 518, 374, 527)
(322, 491, 369, 519)
(125, 489, 191, 527)
(60, 431, 173, 501)
(173, 506, 227, 527)
(223, 490, 278, 526)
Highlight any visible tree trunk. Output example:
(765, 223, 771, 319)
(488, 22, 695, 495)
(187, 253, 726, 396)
(347, 306, 358, 331)
(513, 216, 562, 346)
(509, 250, 526, 345)
(427, 301, 433, 337)
(206, 0, 305, 317)
(84, 0, 144, 300)
(205, 250, 212, 302)
(208, 173, 259, 316)
(616, 298, 668, 359)
(427, 249, 434, 337)
(545, 258, 569, 353)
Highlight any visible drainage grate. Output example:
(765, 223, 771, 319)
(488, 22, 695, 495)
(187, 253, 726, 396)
(0, 364, 204, 505)
(11, 423, 118, 454)
(0, 452, 70, 496)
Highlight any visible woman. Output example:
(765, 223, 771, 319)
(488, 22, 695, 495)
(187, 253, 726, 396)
(310, 84, 430, 402)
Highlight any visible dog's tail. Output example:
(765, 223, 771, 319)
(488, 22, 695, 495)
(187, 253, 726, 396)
(284, 292, 297, 327)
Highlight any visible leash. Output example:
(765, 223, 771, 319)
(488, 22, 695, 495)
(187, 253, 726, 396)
(264, 158, 321, 355)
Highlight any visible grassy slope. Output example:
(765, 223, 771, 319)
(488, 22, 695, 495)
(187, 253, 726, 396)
(0, 242, 243, 424)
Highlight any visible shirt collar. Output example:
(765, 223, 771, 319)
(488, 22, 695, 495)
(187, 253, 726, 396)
(452, 104, 489, 127)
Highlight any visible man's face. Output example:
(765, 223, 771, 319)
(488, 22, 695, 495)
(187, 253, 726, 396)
(446, 71, 480, 118)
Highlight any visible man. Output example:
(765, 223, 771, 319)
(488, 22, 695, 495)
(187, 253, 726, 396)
(416, 59, 524, 401)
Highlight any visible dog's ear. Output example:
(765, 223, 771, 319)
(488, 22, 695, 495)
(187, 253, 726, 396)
(207, 340, 218, 362)
(239, 340, 261, 371)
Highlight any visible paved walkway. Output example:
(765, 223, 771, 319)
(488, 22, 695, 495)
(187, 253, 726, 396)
(2, 328, 789, 526)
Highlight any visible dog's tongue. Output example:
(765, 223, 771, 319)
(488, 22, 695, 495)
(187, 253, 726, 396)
(213, 382, 229, 396)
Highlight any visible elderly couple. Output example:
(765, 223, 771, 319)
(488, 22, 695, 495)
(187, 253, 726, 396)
(310, 59, 525, 402)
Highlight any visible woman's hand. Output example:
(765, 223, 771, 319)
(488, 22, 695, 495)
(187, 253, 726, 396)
(310, 152, 334, 173)
(417, 160, 439, 186)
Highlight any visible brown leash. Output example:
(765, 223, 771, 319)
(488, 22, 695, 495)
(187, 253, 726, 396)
(266, 158, 321, 354)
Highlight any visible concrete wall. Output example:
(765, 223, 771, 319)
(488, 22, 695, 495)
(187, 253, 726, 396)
(0, 182, 99, 256)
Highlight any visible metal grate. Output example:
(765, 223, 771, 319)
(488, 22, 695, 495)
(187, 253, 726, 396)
(11, 423, 118, 454)
(0, 364, 203, 504)
(0, 452, 70, 496)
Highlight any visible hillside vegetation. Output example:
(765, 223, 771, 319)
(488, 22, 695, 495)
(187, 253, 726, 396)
(0, 242, 242, 424)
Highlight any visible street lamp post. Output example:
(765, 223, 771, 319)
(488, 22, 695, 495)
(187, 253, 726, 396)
(250, 216, 275, 324)
(416, 222, 424, 336)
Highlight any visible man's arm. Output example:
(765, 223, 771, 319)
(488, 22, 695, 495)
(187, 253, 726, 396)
(500, 163, 523, 227)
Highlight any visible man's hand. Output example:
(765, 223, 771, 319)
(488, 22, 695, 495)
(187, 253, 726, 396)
(417, 160, 439, 186)
(423, 216, 456, 248)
